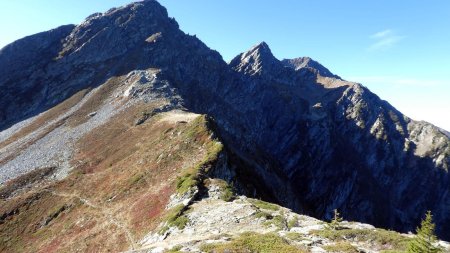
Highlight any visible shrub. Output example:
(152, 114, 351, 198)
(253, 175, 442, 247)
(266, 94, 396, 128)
(325, 209, 343, 230)
(219, 184, 234, 202)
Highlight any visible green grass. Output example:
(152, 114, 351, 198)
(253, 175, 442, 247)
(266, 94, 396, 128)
(200, 232, 307, 253)
(323, 242, 359, 253)
(159, 204, 189, 234)
(129, 173, 145, 186)
(176, 172, 198, 194)
(265, 215, 286, 230)
(175, 115, 224, 195)
(219, 182, 234, 202)
(288, 217, 299, 229)
(165, 245, 182, 252)
(249, 199, 280, 211)
(254, 210, 273, 219)
(285, 232, 304, 241)
(312, 228, 411, 251)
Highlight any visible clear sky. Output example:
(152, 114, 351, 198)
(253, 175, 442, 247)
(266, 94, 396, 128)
(1, 0, 449, 130)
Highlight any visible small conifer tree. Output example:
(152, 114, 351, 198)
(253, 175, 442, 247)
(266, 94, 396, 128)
(407, 210, 442, 253)
(326, 209, 343, 230)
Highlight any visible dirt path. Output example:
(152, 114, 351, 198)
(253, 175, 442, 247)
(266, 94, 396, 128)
(47, 190, 138, 249)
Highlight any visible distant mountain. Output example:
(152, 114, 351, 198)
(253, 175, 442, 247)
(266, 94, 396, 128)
(0, 0, 449, 251)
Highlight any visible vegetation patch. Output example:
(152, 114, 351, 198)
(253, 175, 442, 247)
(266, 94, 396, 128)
(176, 116, 224, 194)
(325, 209, 344, 230)
(129, 173, 145, 186)
(176, 171, 198, 194)
(323, 242, 359, 253)
(249, 199, 280, 211)
(165, 245, 182, 252)
(287, 216, 299, 229)
(200, 232, 307, 253)
(407, 211, 443, 253)
(312, 228, 410, 251)
(159, 204, 189, 234)
(214, 179, 234, 202)
(285, 232, 304, 241)
(265, 214, 286, 230)
(254, 210, 273, 220)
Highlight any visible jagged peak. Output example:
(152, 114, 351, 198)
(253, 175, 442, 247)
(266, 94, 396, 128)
(59, 0, 178, 60)
(79, 0, 172, 27)
(229, 41, 280, 75)
(282, 57, 339, 79)
(246, 41, 271, 55)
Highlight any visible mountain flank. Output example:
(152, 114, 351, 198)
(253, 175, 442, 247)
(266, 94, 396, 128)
(0, 0, 449, 251)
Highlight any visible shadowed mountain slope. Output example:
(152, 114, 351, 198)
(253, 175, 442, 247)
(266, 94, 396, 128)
(0, 1, 449, 249)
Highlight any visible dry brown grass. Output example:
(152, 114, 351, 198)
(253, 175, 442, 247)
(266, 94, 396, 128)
(0, 99, 218, 252)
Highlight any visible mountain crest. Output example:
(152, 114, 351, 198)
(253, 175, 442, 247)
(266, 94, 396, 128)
(229, 41, 280, 76)
(282, 57, 339, 78)
(59, 0, 178, 61)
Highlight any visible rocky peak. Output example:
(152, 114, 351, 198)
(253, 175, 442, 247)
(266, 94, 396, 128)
(229, 41, 281, 76)
(282, 57, 339, 78)
(59, 0, 178, 62)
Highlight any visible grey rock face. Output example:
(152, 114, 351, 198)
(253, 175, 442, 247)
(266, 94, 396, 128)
(0, 25, 75, 128)
(1, 0, 449, 240)
(0, 0, 179, 131)
(282, 57, 340, 78)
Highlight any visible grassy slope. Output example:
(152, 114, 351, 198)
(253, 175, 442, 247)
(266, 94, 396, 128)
(0, 99, 219, 252)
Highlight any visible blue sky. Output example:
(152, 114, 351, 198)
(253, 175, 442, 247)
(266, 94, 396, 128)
(1, 0, 449, 130)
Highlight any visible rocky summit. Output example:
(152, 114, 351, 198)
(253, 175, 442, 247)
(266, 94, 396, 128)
(0, 0, 449, 252)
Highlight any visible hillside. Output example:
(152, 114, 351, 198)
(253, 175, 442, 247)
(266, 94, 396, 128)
(0, 0, 449, 252)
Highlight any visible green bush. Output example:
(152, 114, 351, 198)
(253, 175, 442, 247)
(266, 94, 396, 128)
(220, 184, 234, 202)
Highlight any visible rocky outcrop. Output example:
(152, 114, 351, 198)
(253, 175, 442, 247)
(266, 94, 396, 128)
(0, 25, 74, 129)
(135, 180, 450, 253)
(1, 0, 449, 242)
(282, 57, 340, 78)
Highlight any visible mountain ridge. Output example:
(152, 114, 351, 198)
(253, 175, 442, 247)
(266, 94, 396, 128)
(0, 1, 449, 251)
